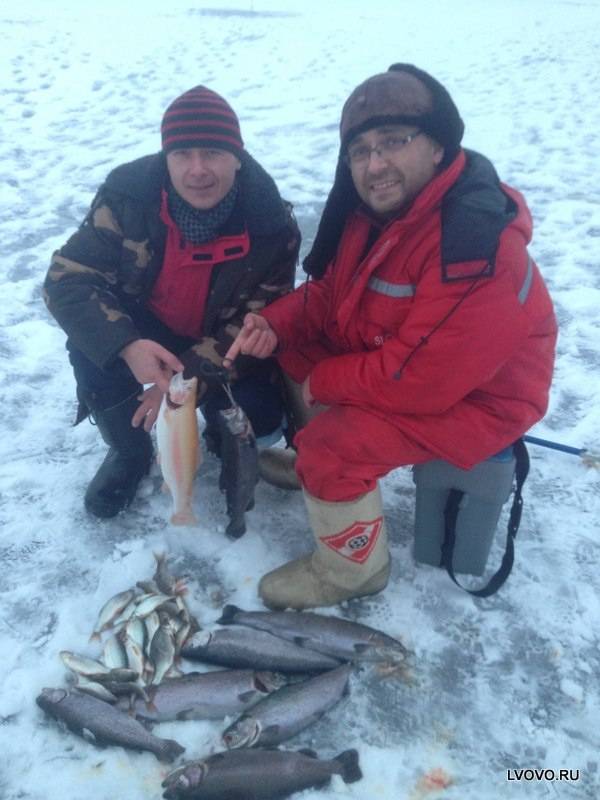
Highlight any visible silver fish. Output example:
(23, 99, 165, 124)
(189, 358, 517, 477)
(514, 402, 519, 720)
(181, 628, 342, 673)
(174, 618, 192, 655)
(154, 551, 188, 596)
(101, 681, 151, 704)
(122, 634, 147, 683)
(217, 393, 258, 539)
(74, 676, 118, 704)
(90, 589, 136, 641)
(222, 664, 351, 749)
(111, 595, 141, 628)
(90, 667, 139, 685)
(217, 604, 409, 663)
(36, 688, 185, 762)
(60, 651, 110, 679)
(144, 612, 161, 658)
(101, 635, 128, 670)
(135, 592, 174, 619)
(161, 747, 362, 799)
(122, 669, 287, 723)
(124, 616, 147, 651)
(149, 622, 176, 685)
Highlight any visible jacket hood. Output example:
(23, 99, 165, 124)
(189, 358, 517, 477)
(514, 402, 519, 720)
(303, 149, 523, 278)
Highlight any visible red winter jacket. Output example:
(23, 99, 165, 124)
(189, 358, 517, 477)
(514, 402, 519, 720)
(262, 150, 557, 469)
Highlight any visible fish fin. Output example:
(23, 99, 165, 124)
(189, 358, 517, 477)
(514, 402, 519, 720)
(144, 698, 158, 715)
(175, 709, 195, 721)
(292, 635, 311, 648)
(170, 509, 198, 526)
(216, 604, 242, 625)
(298, 748, 319, 758)
(335, 749, 362, 783)
(81, 727, 97, 743)
(160, 738, 186, 763)
(238, 690, 258, 704)
(262, 724, 280, 736)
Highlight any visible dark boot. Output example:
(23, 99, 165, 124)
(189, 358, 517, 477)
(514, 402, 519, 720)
(84, 393, 154, 518)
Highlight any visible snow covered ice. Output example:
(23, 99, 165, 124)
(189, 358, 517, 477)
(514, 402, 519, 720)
(1, 0, 599, 798)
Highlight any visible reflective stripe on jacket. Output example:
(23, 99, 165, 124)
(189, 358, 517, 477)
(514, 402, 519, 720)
(264, 150, 557, 469)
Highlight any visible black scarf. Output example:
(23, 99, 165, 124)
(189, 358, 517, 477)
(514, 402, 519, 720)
(168, 180, 239, 244)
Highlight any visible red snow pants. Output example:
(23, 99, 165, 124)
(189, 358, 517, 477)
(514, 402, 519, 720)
(294, 405, 435, 502)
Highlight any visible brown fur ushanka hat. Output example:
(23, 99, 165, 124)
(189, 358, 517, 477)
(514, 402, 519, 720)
(303, 64, 464, 278)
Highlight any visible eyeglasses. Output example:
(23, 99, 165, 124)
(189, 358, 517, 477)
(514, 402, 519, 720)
(346, 131, 423, 166)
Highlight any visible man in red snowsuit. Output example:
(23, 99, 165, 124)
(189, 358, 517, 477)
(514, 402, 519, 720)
(225, 64, 557, 610)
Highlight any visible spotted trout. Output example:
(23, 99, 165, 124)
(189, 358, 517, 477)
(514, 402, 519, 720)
(162, 747, 362, 799)
(222, 664, 352, 749)
(156, 373, 200, 526)
(217, 604, 410, 663)
(36, 687, 185, 761)
(217, 388, 258, 539)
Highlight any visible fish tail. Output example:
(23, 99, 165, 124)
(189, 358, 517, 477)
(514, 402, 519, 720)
(170, 509, 198, 526)
(159, 738, 186, 762)
(216, 604, 242, 625)
(335, 749, 362, 783)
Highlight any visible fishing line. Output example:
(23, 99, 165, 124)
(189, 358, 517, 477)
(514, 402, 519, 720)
(393, 264, 491, 380)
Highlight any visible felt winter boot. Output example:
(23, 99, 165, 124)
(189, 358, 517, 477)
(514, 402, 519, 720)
(258, 376, 324, 491)
(258, 485, 391, 609)
(84, 393, 154, 518)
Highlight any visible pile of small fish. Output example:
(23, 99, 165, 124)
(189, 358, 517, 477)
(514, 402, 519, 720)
(36, 555, 410, 799)
(36, 553, 200, 761)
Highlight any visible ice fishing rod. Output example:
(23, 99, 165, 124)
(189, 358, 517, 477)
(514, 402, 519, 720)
(523, 434, 599, 466)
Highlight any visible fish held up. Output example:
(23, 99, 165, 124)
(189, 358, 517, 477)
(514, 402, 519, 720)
(156, 372, 200, 526)
(217, 386, 259, 539)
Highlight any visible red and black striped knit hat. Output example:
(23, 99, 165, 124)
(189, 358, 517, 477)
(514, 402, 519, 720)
(161, 86, 244, 158)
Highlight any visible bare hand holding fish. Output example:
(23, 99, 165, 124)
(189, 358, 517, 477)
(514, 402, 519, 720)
(132, 384, 164, 432)
(120, 339, 183, 393)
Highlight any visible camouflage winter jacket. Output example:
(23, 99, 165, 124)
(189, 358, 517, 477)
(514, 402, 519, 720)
(43, 151, 300, 394)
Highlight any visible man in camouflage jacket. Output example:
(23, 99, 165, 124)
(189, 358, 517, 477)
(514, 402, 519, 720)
(44, 86, 299, 518)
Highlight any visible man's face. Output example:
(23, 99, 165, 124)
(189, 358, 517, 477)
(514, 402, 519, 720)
(347, 125, 444, 219)
(166, 147, 241, 210)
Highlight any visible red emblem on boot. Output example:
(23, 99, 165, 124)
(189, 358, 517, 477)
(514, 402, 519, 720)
(321, 517, 383, 564)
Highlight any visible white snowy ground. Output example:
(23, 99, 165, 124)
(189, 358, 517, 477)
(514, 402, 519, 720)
(1, 0, 599, 798)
